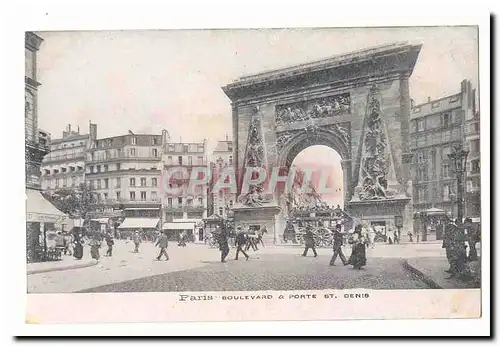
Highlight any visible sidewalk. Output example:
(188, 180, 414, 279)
(27, 252, 98, 275)
(404, 257, 481, 289)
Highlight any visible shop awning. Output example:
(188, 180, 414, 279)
(26, 189, 68, 223)
(118, 218, 159, 229)
(163, 222, 196, 230)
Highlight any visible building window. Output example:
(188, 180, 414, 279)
(178, 156, 183, 165)
(140, 178, 146, 187)
(471, 159, 480, 173)
(416, 187, 426, 203)
(55, 178, 60, 188)
(104, 178, 109, 189)
(197, 156, 203, 165)
(152, 178, 157, 187)
(167, 156, 173, 165)
(131, 137, 137, 145)
(96, 180, 101, 189)
(229, 199, 234, 208)
(103, 193, 108, 200)
(116, 191, 121, 200)
(70, 166, 76, 172)
(416, 151, 425, 163)
(96, 165, 101, 173)
(198, 144, 204, 152)
(168, 144, 175, 152)
(167, 198, 172, 207)
(417, 119, 425, 132)
(187, 198, 193, 206)
(188, 156, 192, 165)
(178, 197, 183, 206)
(152, 148, 158, 157)
(443, 184, 452, 201)
(471, 139, 480, 155)
(62, 178, 68, 187)
(114, 178, 120, 188)
(442, 163, 450, 178)
(130, 191, 136, 200)
(198, 197, 203, 205)
(416, 136, 426, 147)
(115, 163, 121, 171)
(140, 191, 147, 201)
(61, 167, 67, 173)
(151, 191, 157, 201)
(130, 148, 136, 157)
(183, 145, 189, 153)
(443, 113, 450, 128)
(153, 137, 159, 145)
(130, 178, 136, 187)
(416, 167, 427, 182)
(219, 207, 224, 216)
(104, 164, 108, 172)
(229, 156, 233, 165)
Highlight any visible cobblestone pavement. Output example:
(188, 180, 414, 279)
(28, 241, 457, 293)
(79, 253, 428, 293)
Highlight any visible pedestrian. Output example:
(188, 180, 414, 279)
(463, 218, 479, 261)
(393, 229, 400, 244)
(73, 231, 84, 260)
(178, 230, 187, 247)
(347, 225, 369, 270)
(217, 226, 230, 263)
(329, 224, 348, 266)
(407, 231, 413, 243)
(234, 227, 249, 261)
(442, 218, 455, 275)
(105, 231, 114, 257)
(387, 228, 394, 245)
(132, 230, 142, 253)
(155, 231, 170, 261)
(301, 226, 318, 257)
(89, 232, 102, 261)
(64, 232, 73, 255)
(447, 219, 470, 279)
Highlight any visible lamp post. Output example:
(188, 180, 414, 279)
(448, 142, 469, 225)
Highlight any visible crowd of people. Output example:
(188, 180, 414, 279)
(211, 225, 266, 262)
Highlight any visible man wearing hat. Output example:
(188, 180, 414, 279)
(330, 224, 348, 266)
(132, 229, 142, 253)
(301, 225, 318, 257)
(234, 226, 249, 261)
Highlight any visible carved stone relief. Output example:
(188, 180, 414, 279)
(355, 84, 397, 201)
(238, 110, 271, 207)
(275, 93, 351, 126)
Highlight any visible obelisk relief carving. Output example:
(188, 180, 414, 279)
(238, 106, 271, 207)
(353, 84, 400, 201)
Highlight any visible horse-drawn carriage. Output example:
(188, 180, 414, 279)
(284, 205, 353, 247)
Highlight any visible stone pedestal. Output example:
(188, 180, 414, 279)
(232, 203, 281, 245)
(347, 197, 411, 232)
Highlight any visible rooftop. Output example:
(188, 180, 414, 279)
(213, 140, 233, 152)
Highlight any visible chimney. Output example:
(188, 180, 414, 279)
(226, 134, 228, 141)
(427, 97, 431, 103)
(77, 125, 80, 134)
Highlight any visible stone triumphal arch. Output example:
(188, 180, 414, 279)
(222, 42, 422, 244)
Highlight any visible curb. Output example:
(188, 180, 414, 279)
(402, 259, 443, 289)
(27, 260, 99, 275)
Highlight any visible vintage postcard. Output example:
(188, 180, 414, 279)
(20, 22, 488, 330)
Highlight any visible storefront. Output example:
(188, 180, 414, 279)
(162, 219, 203, 243)
(117, 217, 159, 240)
(26, 189, 68, 263)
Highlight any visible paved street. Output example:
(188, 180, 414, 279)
(28, 240, 435, 293)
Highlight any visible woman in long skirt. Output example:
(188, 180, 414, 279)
(348, 225, 368, 269)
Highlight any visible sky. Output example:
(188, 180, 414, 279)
(34, 27, 478, 205)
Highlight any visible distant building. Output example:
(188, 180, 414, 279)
(85, 124, 169, 231)
(161, 140, 209, 243)
(210, 137, 236, 218)
(410, 79, 479, 228)
(41, 124, 87, 192)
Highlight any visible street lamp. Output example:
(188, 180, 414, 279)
(448, 142, 469, 225)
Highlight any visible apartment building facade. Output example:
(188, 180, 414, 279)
(41, 124, 87, 192)
(410, 79, 479, 223)
(85, 125, 169, 226)
(210, 138, 236, 218)
(161, 140, 209, 242)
